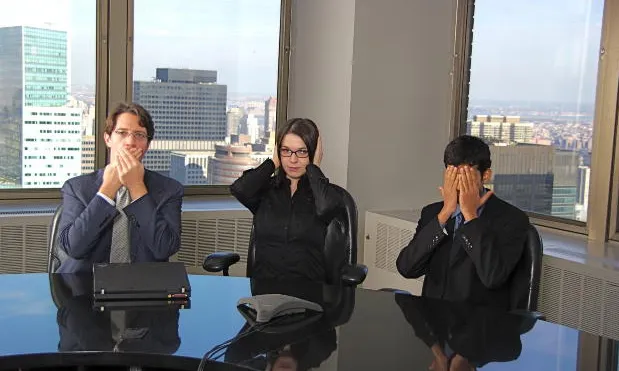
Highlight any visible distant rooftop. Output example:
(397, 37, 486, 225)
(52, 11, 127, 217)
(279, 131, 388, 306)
(155, 68, 217, 84)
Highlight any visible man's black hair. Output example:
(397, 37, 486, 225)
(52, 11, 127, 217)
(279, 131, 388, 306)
(443, 135, 492, 174)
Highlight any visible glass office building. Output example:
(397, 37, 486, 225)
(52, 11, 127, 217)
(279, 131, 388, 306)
(0, 26, 81, 187)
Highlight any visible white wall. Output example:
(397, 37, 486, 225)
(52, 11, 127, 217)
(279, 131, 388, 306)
(346, 0, 458, 252)
(287, 0, 356, 187)
(288, 0, 458, 257)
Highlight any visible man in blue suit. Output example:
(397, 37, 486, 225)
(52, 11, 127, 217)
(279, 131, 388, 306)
(56, 102, 183, 273)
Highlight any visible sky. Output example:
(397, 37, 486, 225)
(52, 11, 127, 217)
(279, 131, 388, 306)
(469, 0, 604, 105)
(0, 0, 281, 96)
(0, 0, 606, 103)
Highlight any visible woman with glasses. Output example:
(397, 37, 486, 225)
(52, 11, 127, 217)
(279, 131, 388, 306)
(230, 118, 342, 282)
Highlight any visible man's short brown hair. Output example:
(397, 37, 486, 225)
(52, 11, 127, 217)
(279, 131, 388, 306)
(104, 102, 155, 142)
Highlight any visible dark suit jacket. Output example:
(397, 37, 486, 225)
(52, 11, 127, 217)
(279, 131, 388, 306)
(395, 294, 526, 367)
(224, 322, 336, 370)
(56, 169, 183, 273)
(52, 273, 181, 353)
(396, 195, 529, 309)
(57, 296, 181, 353)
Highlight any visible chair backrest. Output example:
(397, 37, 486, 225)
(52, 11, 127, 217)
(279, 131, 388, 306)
(323, 184, 358, 283)
(509, 224, 543, 311)
(246, 227, 256, 278)
(246, 184, 358, 284)
(49, 272, 73, 309)
(48, 204, 65, 274)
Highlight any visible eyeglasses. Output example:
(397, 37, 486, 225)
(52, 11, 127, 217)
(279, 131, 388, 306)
(114, 130, 150, 141)
(280, 148, 309, 158)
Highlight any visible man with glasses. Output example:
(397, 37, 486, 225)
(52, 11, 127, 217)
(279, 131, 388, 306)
(56, 102, 183, 273)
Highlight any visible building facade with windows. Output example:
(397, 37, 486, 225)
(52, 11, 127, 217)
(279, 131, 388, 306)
(134, 68, 227, 177)
(0, 26, 82, 188)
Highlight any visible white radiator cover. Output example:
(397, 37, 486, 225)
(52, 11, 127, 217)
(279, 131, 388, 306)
(363, 210, 423, 294)
(0, 208, 253, 276)
(178, 209, 252, 275)
(0, 213, 50, 274)
(362, 209, 619, 340)
(5, 207, 619, 339)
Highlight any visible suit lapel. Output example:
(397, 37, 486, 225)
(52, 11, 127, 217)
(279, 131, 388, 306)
(445, 216, 456, 237)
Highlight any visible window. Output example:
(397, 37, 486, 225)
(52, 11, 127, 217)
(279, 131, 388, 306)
(0, 0, 96, 190)
(465, 0, 603, 222)
(132, 0, 282, 186)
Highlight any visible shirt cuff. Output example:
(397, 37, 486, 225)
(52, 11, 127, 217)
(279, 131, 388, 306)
(97, 192, 115, 206)
(439, 222, 448, 235)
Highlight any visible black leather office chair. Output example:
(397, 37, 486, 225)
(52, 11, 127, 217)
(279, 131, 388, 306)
(509, 223, 543, 312)
(48, 204, 66, 274)
(203, 184, 368, 286)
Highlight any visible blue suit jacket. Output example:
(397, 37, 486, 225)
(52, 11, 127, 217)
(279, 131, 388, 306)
(56, 169, 184, 273)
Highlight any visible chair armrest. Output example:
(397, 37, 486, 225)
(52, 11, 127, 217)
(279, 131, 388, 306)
(203, 252, 240, 273)
(341, 263, 368, 286)
(508, 309, 545, 321)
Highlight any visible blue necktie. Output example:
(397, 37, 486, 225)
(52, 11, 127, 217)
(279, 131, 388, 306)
(454, 212, 464, 233)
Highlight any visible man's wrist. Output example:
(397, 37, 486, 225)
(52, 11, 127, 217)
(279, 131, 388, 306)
(127, 182, 148, 200)
(437, 208, 453, 225)
(462, 210, 477, 222)
(98, 184, 120, 200)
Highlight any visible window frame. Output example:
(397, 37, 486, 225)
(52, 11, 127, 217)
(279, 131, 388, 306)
(599, 0, 619, 242)
(126, 0, 291, 197)
(0, 0, 292, 201)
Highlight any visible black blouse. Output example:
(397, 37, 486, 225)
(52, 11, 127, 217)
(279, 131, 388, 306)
(230, 159, 341, 282)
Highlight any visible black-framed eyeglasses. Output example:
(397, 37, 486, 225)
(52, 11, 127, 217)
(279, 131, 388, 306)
(280, 148, 309, 158)
(114, 129, 150, 141)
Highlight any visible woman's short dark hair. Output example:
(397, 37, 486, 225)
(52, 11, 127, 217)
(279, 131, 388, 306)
(104, 102, 155, 142)
(443, 135, 492, 174)
(276, 118, 320, 162)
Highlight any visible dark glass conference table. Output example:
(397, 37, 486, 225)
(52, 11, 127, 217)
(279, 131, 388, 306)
(0, 273, 589, 370)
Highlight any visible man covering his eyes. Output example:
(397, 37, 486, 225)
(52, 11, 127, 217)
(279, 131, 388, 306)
(396, 135, 530, 310)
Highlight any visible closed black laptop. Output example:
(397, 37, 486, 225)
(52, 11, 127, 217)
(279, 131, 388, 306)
(93, 262, 191, 301)
(94, 299, 191, 311)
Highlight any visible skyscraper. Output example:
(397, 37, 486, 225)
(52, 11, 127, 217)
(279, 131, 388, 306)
(0, 26, 82, 188)
(467, 115, 533, 144)
(226, 107, 244, 136)
(552, 149, 579, 219)
(576, 164, 591, 221)
(169, 151, 213, 185)
(81, 135, 95, 174)
(207, 144, 260, 185)
(489, 143, 554, 215)
(264, 96, 277, 134)
(134, 68, 227, 176)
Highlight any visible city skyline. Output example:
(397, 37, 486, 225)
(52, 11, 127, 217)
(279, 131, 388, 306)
(0, 0, 606, 102)
(0, 3, 600, 223)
